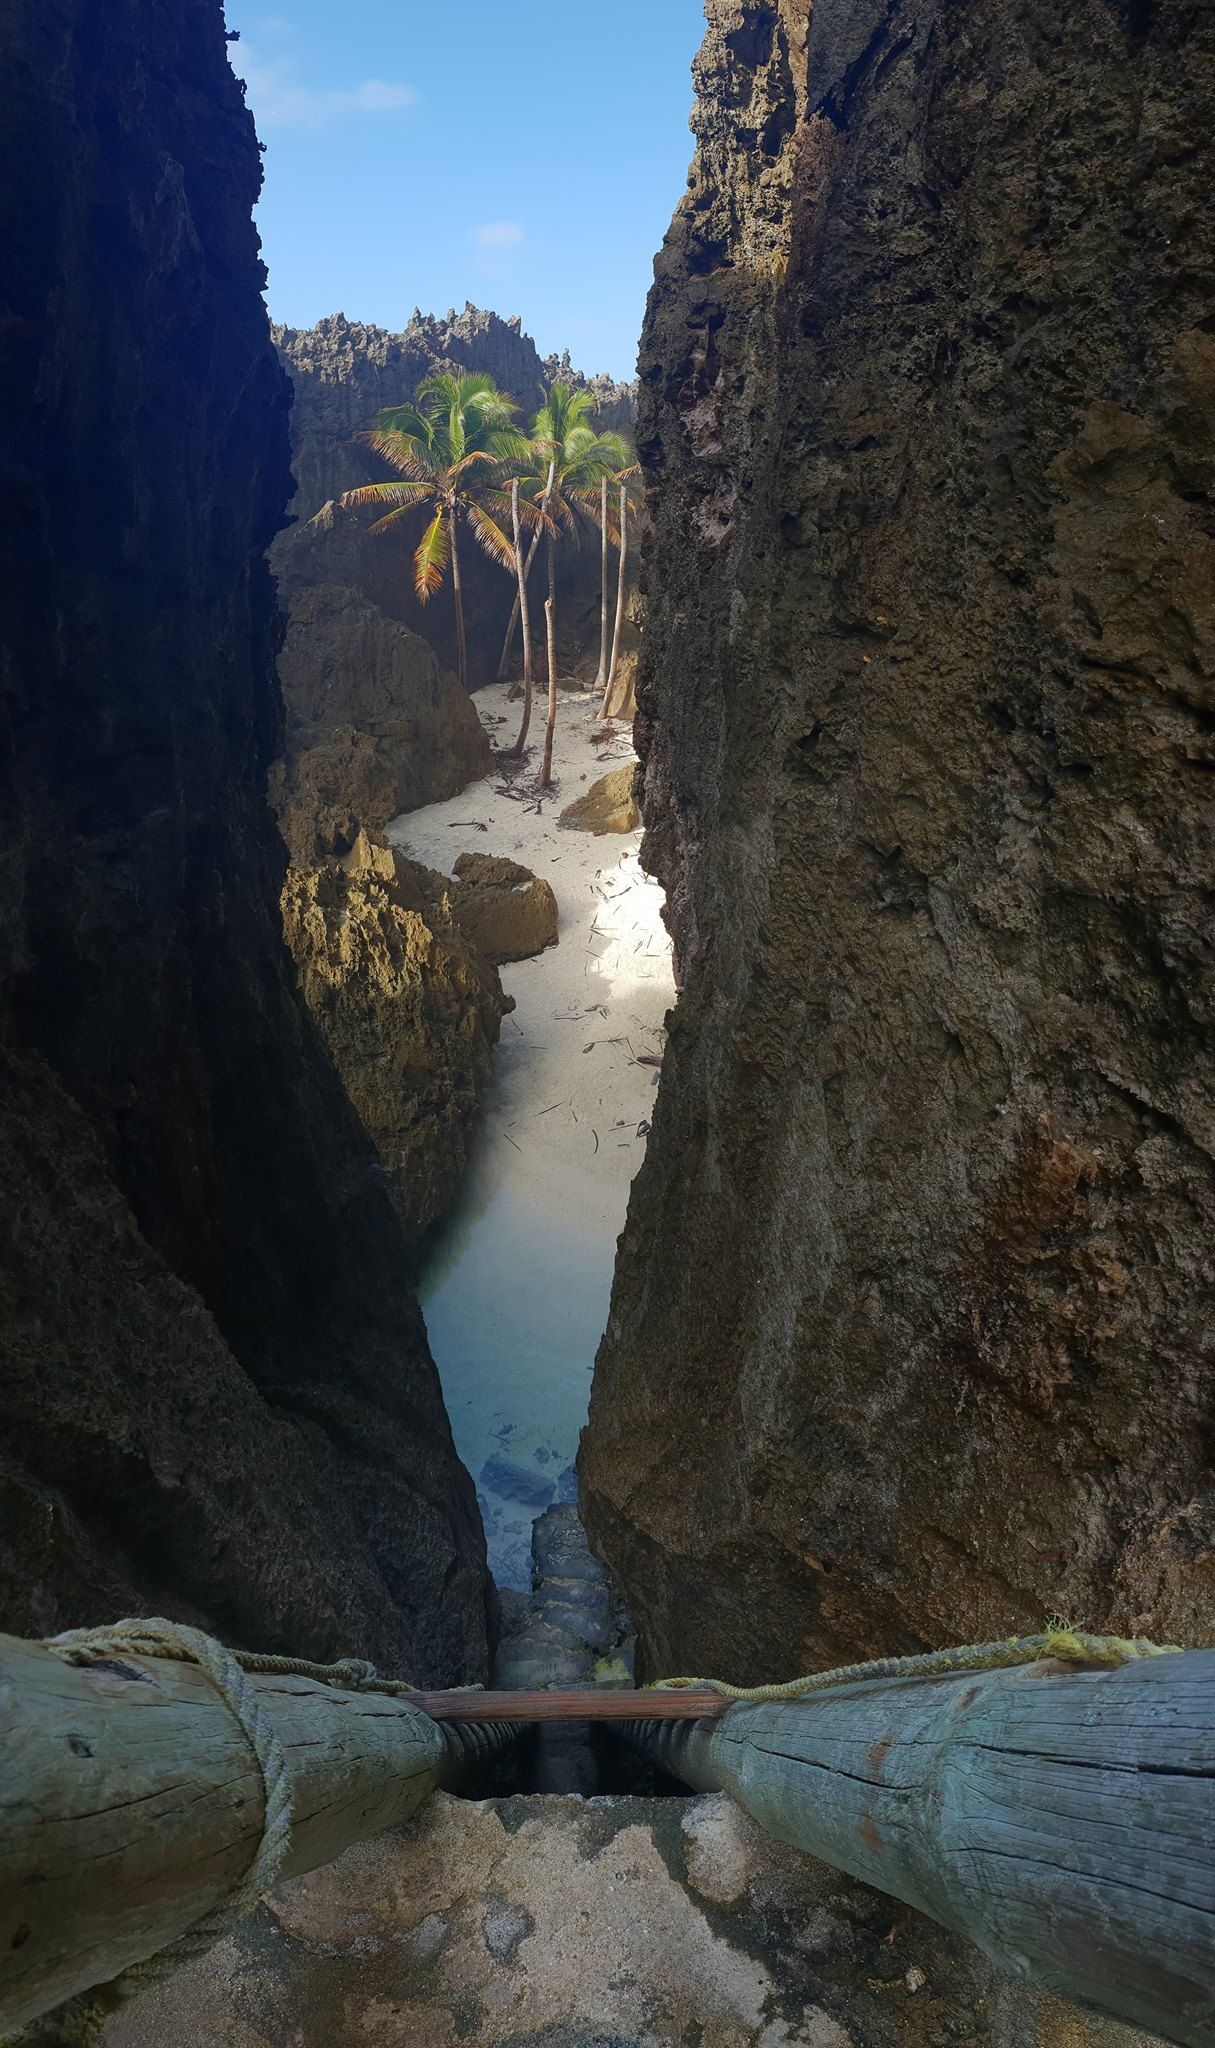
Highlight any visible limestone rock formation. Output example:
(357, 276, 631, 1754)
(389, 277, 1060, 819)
(279, 833, 510, 1242)
(582, 0, 1215, 1680)
(559, 763, 641, 835)
(450, 852, 559, 964)
(107, 1792, 1156, 2048)
(269, 577, 490, 857)
(0, 0, 492, 1680)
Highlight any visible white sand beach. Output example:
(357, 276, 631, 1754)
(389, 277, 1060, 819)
(387, 682, 675, 1586)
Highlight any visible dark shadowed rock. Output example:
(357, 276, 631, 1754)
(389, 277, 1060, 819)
(0, 0, 493, 1680)
(582, 0, 1215, 1684)
(269, 579, 490, 857)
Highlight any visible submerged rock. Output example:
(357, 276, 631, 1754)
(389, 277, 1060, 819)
(451, 852, 560, 964)
(280, 830, 510, 1242)
(480, 1454, 556, 1509)
(558, 763, 640, 835)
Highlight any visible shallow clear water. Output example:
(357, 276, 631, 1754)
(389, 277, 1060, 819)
(419, 1079, 612, 1589)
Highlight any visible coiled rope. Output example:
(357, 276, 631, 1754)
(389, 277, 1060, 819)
(15, 1619, 311, 2046)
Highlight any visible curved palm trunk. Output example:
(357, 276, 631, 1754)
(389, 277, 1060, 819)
(497, 530, 542, 680)
(595, 473, 610, 694)
(604, 484, 629, 709)
(506, 480, 534, 757)
(449, 504, 469, 691)
(537, 535, 558, 790)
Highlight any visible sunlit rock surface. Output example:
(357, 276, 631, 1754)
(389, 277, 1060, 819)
(0, 0, 492, 1679)
(559, 765, 642, 836)
(279, 832, 511, 1243)
(107, 1793, 1162, 2048)
(582, 0, 1215, 1679)
(451, 852, 561, 965)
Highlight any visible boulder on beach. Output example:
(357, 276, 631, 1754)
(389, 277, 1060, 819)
(558, 763, 640, 835)
(271, 579, 491, 857)
(451, 852, 559, 964)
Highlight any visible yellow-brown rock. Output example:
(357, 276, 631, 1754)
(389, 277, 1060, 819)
(280, 831, 511, 1241)
(450, 852, 559, 964)
(558, 764, 641, 835)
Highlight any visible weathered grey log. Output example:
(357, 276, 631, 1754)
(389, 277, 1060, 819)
(631, 1650, 1215, 2048)
(0, 1634, 517, 2035)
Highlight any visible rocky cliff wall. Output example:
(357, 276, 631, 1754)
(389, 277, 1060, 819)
(0, 0, 493, 1681)
(583, 0, 1215, 1680)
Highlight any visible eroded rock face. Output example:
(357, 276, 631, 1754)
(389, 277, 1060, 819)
(0, 0, 492, 1679)
(269, 578, 490, 857)
(106, 1792, 1161, 2048)
(280, 832, 510, 1242)
(582, 0, 1215, 1679)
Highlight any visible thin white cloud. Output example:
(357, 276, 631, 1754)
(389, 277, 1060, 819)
(234, 39, 417, 128)
(475, 221, 525, 250)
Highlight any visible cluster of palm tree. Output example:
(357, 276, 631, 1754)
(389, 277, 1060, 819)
(341, 371, 637, 788)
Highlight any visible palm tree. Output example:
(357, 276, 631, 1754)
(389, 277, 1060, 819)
(602, 466, 642, 714)
(340, 371, 524, 691)
(514, 386, 630, 786)
(500, 471, 548, 760)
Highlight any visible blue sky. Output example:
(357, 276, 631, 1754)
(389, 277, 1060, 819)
(224, 3, 706, 382)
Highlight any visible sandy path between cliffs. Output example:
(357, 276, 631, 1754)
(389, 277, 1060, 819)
(386, 682, 675, 1588)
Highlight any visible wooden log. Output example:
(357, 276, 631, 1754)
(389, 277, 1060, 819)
(630, 1650, 1215, 2048)
(0, 1634, 517, 2035)
(406, 1686, 731, 1722)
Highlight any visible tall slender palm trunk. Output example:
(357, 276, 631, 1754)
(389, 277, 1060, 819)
(604, 483, 629, 709)
(449, 505, 469, 691)
(537, 537, 558, 789)
(506, 479, 534, 757)
(497, 530, 542, 679)
(595, 472, 610, 694)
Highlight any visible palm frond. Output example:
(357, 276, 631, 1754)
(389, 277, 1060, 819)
(341, 479, 431, 509)
(465, 502, 517, 573)
(368, 499, 433, 537)
(531, 382, 597, 444)
(374, 403, 433, 444)
(413, 510, 449, 602)
(483, 486, 555, 536)
(486, 427, 535, 467)
(358, 430, 443, 482)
